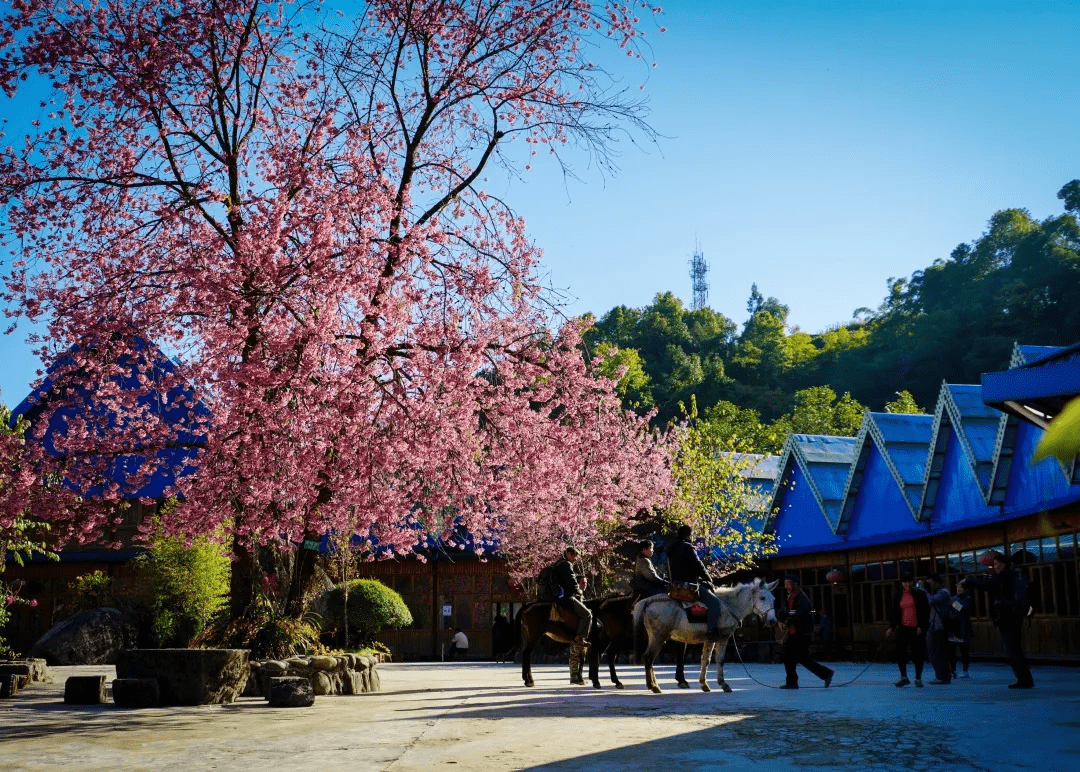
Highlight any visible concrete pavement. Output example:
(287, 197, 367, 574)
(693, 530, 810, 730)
(1, 659, 1077, 771)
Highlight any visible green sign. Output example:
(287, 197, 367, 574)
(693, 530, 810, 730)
(301, 539, 320, 551)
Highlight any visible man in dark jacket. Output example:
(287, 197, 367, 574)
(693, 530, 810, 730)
(667, 525, 723, 640)
(961, 552, 1034, 688)
(548, 547, 592, 640)
(780, 573, 833, 689)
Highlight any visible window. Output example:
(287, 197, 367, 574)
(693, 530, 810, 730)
(867, 563, 882, 581)
(960, 551, 976, 574)
(882, 561, 898, 581)
(1041, 538, 1059, 564)
(1059, 533, 1077, 561)
(948, 553, 962, 575)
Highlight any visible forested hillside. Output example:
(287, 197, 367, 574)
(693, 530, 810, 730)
(584, 181, 1080, 452)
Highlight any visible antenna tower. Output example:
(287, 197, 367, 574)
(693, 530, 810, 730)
(689, 244, 709, 310)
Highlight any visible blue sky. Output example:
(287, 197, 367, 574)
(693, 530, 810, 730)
(2, 0, 1079, 405)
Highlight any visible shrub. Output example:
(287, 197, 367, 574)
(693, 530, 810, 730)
(135, 532, 230, 647)
(326, 579, 412, 645)
(205, 591, 325, 660)
(71, 570, 116, 612)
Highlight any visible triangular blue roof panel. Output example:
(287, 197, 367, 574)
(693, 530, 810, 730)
(770, 460, 846, 554)
(787, 434, 858, 532)
(1011, 343, 1070, 368)
(1004, 418, 1073, 510)
(840, 413, 933, 529)
(926, 422, 999, 528)
(846, 440, 931, 542)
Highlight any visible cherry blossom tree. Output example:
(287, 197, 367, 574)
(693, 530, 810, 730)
(0, 0, 672, 613)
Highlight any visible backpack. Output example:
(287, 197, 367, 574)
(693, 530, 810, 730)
(536, 564, 561, 603)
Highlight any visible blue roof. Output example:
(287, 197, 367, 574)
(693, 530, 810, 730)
(10, 339, 207, 500)
(766, 343, 1080, 557)
(768, 435, 858, 533)
(838, 412, 934, 529)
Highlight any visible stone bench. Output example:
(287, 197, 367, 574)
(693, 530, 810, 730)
(116, 649, 249, 705)
(64, 675, 107, 704)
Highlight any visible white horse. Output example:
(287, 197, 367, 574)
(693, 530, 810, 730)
(634, 579, 778, 694)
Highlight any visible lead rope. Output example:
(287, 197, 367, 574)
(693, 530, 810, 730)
(726, 634, 875, 688)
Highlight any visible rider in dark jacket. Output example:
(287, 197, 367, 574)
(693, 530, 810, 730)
(667, 525, 724, 640)
(547, 547, 592, 643)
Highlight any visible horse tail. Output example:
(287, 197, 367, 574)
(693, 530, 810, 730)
(633, 598, 648, 664)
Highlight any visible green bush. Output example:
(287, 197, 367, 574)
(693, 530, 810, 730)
(135, 533, 230, 647)
(71, 570, 116, 612)
(326, 579, 412, 644)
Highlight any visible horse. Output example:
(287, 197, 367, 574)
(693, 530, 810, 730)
(634, 579, 778, 694)
(518, 594, 636, 689)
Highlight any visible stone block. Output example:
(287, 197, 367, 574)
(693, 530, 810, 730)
(64, 675, 107, 704)
(112, 678, 161, 708)
(0, 664, 31, 690)
(268, 676, 314, 707)
(1, 673, 18, 698)
(116, 649, 249, 706)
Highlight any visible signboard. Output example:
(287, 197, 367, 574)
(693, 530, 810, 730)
(301, 539, 320, 552)
(442, 604, 453, 617)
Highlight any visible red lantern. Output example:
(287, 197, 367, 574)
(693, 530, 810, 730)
(978, 551, 997, 567)
(825, 568, 845, 584)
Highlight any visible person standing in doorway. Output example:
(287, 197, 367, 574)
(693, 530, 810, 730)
(887, 571, 929, 687)
(779, 573, 834, 689)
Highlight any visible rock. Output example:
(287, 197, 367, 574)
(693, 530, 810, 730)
(31, 608, 138, 666)
(311, 671, 333, 695)
(242, 665, 262, 697)
(309, 655, 338, 671)
(1, 674, 18, 698)
(112, 678, 161, 708)
(260, 660, 290, 674)
(64, 675, 107, 704)
(268, 676, 314, 707)
(344, 669, 363, 695)
(116, 649, 249, 706)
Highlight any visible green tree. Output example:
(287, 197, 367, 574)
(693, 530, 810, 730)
(667, 402, 776, 573)
(591, 342, 654, 413)
(136, 527, 231, 647)
(774, 386, 865, 437)
(883, 390, 924, 414)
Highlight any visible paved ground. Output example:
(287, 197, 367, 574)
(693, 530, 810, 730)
(2, 659, 1078, 771)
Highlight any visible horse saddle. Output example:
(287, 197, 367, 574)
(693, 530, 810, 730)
(548, 604, 578, 628)
(682, 602, 709, 622)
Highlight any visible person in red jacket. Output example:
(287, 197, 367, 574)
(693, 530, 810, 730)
(887, 571, 930, 687)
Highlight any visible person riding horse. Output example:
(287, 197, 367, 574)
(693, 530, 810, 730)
(541, 546, 593, 661)
(667, 525, 724, 641)
(631, 539, 669, 599)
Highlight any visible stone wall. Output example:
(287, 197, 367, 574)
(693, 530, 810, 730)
(246, 653, 380, 697)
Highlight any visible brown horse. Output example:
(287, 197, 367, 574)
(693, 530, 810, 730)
(518, 594, 635, 689)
